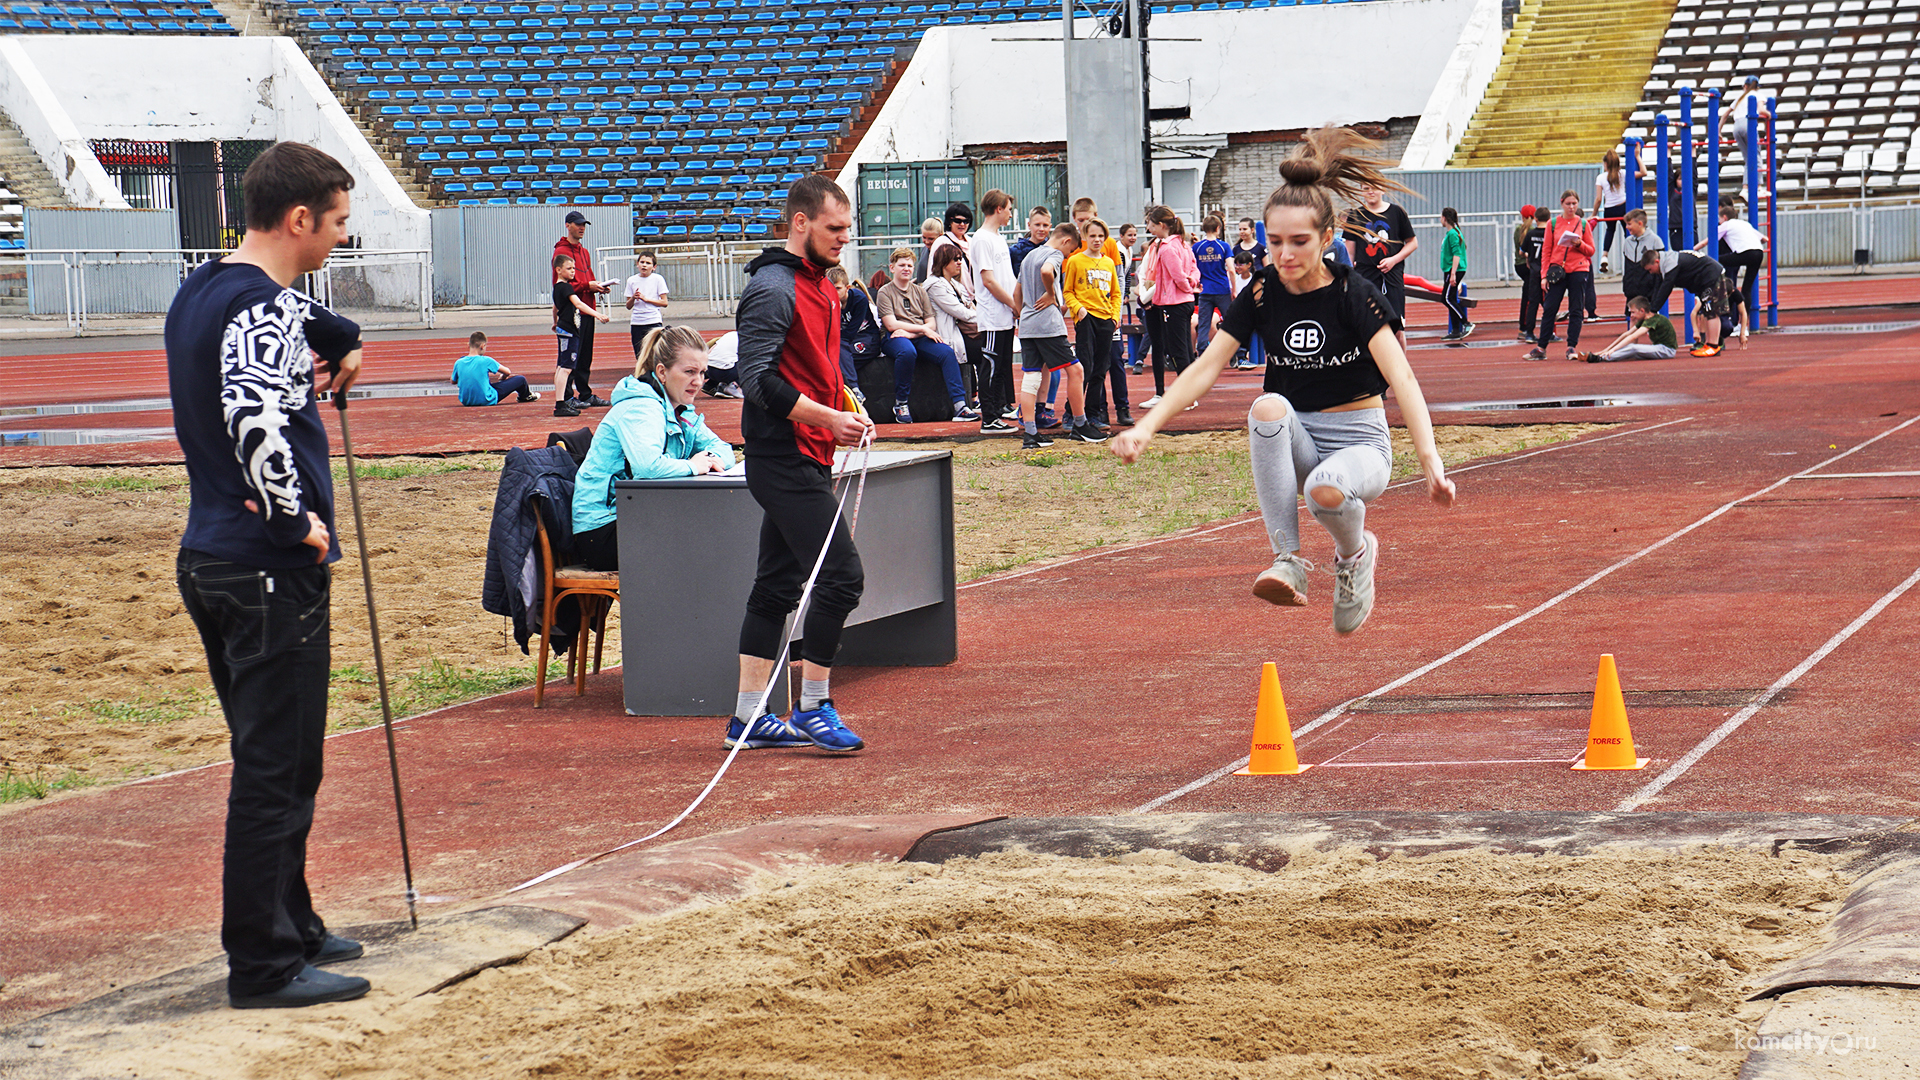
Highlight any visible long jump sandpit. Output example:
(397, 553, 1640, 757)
(8, 812, 1920, 1080)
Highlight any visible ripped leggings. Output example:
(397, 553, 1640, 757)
(1248, 396, 1392, 558)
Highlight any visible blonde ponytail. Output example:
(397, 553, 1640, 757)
(635, 325, 707, 380)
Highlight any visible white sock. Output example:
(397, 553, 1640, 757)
(734, 690, 763, 723)
(800, 677, 830, 711)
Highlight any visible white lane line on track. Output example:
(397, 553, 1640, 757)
(959, 415, 1700, 593)
(1614, 563, 1920, 812)
(1133, 412, 1920, 813)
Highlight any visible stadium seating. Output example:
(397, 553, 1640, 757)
(0, 2, 235, 34)
(1627, 0, 1920, 197)
(2, 0, 1387, 239)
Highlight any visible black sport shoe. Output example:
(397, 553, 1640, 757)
(1067, 422, 1106, 443)
(585, 394, 613, 408)
(1021, 430, 1054, 450)
(553, 399, 582, 417)
(979, 417, 1017, 433)
(1115, 410, 1135, 426)
(310, 934, 364, 965)
(230, 964, 370, 1010)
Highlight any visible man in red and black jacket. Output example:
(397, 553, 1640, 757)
(553, 210, 612, 407)
(727, 175, 875, 754)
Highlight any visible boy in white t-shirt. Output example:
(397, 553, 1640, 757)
(623, 250, 669, 358)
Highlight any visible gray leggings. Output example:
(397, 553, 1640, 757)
(1249, 396, 1392, 558)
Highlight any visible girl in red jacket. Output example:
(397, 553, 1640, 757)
(1525, 190, 1596, 362)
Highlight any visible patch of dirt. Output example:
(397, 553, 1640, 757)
(0, 423, 1603, 808)
(225, 845, 1847, 1079)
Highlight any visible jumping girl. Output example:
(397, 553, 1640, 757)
(1111, 128, 1457, 635)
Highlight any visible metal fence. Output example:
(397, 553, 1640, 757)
(4, 248, 433, 330)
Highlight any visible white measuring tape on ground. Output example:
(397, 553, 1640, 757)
(509, 424, 877, 894)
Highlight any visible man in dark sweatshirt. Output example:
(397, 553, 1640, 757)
(727, 174, 875, 755)
(166, 142, 371, 1010)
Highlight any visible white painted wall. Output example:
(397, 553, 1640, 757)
(0, 34, 425, 253)
(1401, 0, 1507, 169)
(0, 37, 128, 208)
(837, 0, 1478, 215)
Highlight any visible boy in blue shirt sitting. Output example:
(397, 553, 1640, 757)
(451, 331, 539, 406)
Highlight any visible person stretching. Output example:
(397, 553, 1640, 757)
(1112, 127, 1456, 635)
(1587, 296, 1678, 362)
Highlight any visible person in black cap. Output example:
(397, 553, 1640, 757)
(553, 210, 612, 413)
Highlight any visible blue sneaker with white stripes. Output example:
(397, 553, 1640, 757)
(788, 699, 866, 752)
(724, 713, 812, 749)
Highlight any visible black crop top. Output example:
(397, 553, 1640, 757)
(1218, 261, 1402, 412)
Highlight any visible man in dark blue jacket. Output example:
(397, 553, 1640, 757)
(167, 142, 370, 1010)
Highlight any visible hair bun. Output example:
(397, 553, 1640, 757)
(1277, 159, 1324, 186)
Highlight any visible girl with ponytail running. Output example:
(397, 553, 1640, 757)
(1111, 128, 1456, 635)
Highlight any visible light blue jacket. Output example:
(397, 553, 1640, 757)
(571, 374, 735, 533)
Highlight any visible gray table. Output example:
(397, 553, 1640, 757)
(613, 449, 956, 716)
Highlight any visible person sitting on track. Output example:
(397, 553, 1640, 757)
(1640, 248, 1731, 357)
(569, 325, 735, 572)
(1111, 126, 1457, 637)
(1587, 296, 1678, 362)
(450, 331, 539, 405)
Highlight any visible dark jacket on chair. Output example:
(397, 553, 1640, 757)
(483, 444, 582, 654)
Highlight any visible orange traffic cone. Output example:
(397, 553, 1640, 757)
(1572, 654, 1648, 770)
(1235, 662, 1313, 775)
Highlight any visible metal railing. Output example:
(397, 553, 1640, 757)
(0, 247, 435, 330)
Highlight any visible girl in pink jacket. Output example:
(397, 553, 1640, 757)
(1139, 207, 1202, 405)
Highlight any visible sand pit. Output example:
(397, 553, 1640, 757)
(216, 845, 1847, 1080)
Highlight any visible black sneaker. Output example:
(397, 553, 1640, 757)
(979, 417, 1017, 433)
(1021, 430, 1054, 450)
(1036, 407, 1062, 430)
(553, 399, 582, 417)
(230, 964, 370, 1010)
(1067, 422, 1106, 444)
(583, 394, 612, 408)
(1115, 410, 1135, 426)
(309, 934, 364, 965)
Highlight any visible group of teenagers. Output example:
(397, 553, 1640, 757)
(1512, 148, 1769, 363)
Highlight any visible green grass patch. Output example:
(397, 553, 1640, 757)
(68, 475, 174, 493)
(330, 456, 497, 483)
(1, 765, 99, 804)
(70, 691, 212, 726)
(328, 657, 570, 731)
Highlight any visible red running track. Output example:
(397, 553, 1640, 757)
(1, 298, 1918, 1025)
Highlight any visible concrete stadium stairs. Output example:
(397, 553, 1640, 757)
(1449, 0, 1680, 166)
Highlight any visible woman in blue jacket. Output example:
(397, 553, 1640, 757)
(571, 325, 736, 570)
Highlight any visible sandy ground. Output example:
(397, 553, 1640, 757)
(207, 845, 1849, 1080)
(0, 423, 1599, 807)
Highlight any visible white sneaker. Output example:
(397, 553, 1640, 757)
(1331, 531, 1378, 636)
(1253, 552, 1314, 607)
(1140, 395, 1162, 408)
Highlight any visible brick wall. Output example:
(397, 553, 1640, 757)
(1198, 117, 1420, 222)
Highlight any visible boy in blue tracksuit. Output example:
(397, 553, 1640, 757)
(569, 325, 735, 571)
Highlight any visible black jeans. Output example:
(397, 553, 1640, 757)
(1144, 301, 1193, 394)
(1540, 271, 1591, 350)
(980, 329, 1015, 420)
(1721, 247, 1765, 326)
(739, 452, 865, 668)
(569, 313, 597, 400)
(176, 550, 334, 996)
(573, 521, 619, 571)
(1519, 272, 1543, 338)
(1076, 315, 1116, 423)
(1108, 335, 1131, 417)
